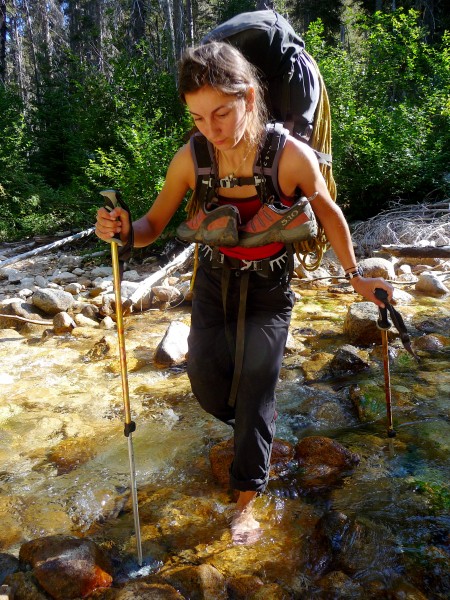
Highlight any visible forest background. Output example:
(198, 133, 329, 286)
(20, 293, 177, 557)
(0, 0, 449, 244)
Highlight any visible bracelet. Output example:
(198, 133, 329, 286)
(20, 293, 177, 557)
(345, 266, 363, 280)
(344, 265, 358, 272)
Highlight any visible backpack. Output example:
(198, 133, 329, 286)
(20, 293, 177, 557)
(186, 9, 336, 270)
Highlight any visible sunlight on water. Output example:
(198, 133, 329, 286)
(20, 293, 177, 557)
(0, 293, 449, 596)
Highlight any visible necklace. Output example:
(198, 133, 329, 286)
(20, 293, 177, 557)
(215, 144, 253, 188)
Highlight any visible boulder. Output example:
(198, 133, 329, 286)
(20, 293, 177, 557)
(32, 288, 74, 315)
(154, 321, 189, 367)
(415, 272, 449, 296)
(18, 535, 113, 600)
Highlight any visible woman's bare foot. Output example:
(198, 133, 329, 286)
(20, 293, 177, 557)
(231, 491, 262, 545)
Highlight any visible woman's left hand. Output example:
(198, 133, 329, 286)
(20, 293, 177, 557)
(350, 276, 394, 307)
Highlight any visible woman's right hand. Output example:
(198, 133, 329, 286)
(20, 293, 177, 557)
(95, 206, 131, 244)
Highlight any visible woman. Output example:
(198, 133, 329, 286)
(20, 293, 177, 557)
(96, 42, 393, 544)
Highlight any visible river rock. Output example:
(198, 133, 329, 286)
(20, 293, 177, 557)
(79, 304, 99, 320)
(53, 311, 76, 334)
(359, 257, 396, 279)
(343, 302, 388, 346)
(412, 334, 445, 353)
(226, 574, 265, 599)
(415, 272, 449, 295)
(328, 344, 370, 377)
(4, 571, 49, 599)
(65, 282, 84, 295)
(88, 581, 185, 599)
(161, 563, 226, 600)
(209, 438, 294, 488)
(91, 266, 113, 278)
(0, 299, 49, 333)
(317, 571, 364, 598)
(100, 316, 116, 330)
(294, 436, 360, 490)
(51, 271, 79, 285)
(75, 313, 100, 328)
(47, 436, 97, 475)
(154, 320, 189, 367)
(0, 553, 19, 585)
(32, 288, 74, 315)
(152, 285, 183, 305)
(18, 535, 113, 600)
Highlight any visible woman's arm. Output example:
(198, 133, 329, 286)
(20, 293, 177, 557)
(95, 142, 195, 247)
(278, 138, 394, 306)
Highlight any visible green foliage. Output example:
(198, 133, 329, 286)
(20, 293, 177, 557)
(305, 10, 450, 218)
(3, 4, 450, 240)
(84, 110, 187, 237)
(0, 87, 70, 241)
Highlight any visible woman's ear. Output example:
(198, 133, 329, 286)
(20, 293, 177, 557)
(246, 87, 255, 112)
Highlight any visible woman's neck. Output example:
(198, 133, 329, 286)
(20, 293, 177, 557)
(215, 140, 255, 178)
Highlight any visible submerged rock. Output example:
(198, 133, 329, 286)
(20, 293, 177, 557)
(294, 436, 360, 490)
(209, 438, 294, 489)
(18, 535, 113, 599)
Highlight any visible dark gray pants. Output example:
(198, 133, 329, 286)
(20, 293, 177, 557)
(187, 263, 294, 492)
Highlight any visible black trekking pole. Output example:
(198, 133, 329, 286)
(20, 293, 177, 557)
(374, 288, 396, 438)
(100, 189, 143, 566)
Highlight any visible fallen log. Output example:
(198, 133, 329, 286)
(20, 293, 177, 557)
(0, 313, 53, 326)
(0, 228, 95, 269)
(124, 243, 195, 312)
(380, 245, 450, 258)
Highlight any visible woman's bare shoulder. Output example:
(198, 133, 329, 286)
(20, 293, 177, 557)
(166, 141, 196, 191)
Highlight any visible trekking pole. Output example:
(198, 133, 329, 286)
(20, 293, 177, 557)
(100, 189, 143, 566)
(374, 288, 396, 438)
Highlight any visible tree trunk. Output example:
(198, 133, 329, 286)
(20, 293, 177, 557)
(130, 0, 147, 47)
(0, 0, 6, 84)
(380, 245, 450, 258)
(9, 0, 25, 100)
(159, 0, 176, 75)
(173, 0, 184, 60)
(23, 0, 41, 102)
(185, 0, 194, 46)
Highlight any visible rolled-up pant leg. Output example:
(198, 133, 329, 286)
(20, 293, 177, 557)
(187, 265, 294, 492)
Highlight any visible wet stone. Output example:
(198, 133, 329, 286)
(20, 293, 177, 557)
(0, 553, 19, 585)
(47, 436, 97, 475)
(294, 436, 360, 490)
(210, 438, 294, 489)
(19, 535, 113, 600)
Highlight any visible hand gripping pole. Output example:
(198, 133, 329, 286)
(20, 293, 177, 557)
(100, 189, 143, 566)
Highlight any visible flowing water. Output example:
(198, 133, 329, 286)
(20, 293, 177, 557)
(0, 285, 449, 598)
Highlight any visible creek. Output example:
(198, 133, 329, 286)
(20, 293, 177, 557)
(0, 281, 449, 598)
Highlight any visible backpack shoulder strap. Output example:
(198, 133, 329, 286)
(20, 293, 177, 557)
(190, 132, 217, 205)
(254, 122, 289, 202)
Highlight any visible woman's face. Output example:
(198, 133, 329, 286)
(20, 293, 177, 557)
(185, 85, 252, 151)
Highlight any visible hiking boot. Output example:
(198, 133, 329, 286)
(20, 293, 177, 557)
(238, 194, 318, 247)
(176, 203, 240, 246)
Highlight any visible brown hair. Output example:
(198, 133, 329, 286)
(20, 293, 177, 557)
(178, 41, 267, 148)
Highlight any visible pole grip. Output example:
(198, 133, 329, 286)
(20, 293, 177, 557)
(374, 288, 390, 330)
(100, 189, 124, 246)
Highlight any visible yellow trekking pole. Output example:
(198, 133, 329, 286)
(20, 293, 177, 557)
(100, 189, 143, 566)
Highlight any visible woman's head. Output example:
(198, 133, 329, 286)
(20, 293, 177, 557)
(178, 41, 267, 147)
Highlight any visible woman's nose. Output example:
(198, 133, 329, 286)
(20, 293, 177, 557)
(205, 119, 220, 138)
